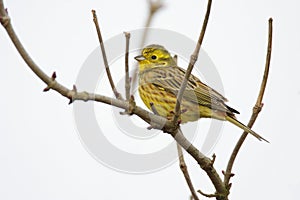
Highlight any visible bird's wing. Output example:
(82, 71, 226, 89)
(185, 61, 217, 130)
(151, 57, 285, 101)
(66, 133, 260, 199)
(146, 66, 237, 114)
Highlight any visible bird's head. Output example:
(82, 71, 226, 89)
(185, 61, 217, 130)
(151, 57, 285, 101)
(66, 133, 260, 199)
(135, 44, 176, 72)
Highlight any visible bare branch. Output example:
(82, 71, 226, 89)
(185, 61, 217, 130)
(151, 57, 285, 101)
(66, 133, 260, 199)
(0, 1, 164, 129)
(172, 0, 212, 125)
(141, 0, 164, 46)
(172, 55, 199, 200)
(224, 18, 273, 188)
(0, 6, 220, 190)
(177, 142, 200, 200)
(92, 10, 122, 100)
(197, 189, 220, 198)
(124, 32, 131, 101)
(1, 1, 271, 199)
(170, 129, 227, 199)
(256, 18, 273, 106)
(1, 0, 227, 197)
(130, 0, 163, 94)
(0, 3, 61, 92)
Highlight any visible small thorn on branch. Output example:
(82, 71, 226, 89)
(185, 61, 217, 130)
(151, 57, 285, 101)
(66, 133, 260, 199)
(43, 87, 50, 92)
(43, 71, 57, 92)
(211, 153, 216, 165)
(72, 84, 77, 93)
(177, 119, 182, 126)
(51, 71, 57, 79)
(68, 84, 78, 105)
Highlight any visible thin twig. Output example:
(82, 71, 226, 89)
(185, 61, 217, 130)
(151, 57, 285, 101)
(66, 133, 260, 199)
(0, 0, 216, 170)
(173, 55, 199, 200)
(172, 0, 212, 125)
(256, 19, 273, 106)
(92, 10, 122, 100)
(124, 32, 131, 101)
(197, 189, 220, 198)
(177, 141, 200, 200)
(0, 4, 52, 87)
(224, 18, 273, 188)
(141, 0, 164, 48)
(0, 1, 162, 131)
(171, 128, 227, 199)
(130, 0, 163, 94)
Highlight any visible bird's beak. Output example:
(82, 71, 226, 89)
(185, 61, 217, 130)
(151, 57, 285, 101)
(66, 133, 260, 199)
(134, 55, 145, 61)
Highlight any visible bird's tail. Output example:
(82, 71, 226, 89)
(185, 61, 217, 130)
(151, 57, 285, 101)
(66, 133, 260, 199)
(225, 116, 269, 143)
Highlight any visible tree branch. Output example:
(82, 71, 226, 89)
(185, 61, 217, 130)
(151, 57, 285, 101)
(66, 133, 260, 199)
(92, 10, 122, 100)
(177, 140, 200, 200)
(171, 129, 227, 200)
(0, 0, 227, 198)
(141, 0, 164, 47)
(0, 1, 272, 199)
(0, 10, 223, 190)
(124, 32, 131, 101)
(224, 18, 273, 188)
(0, 6, 224, 196)
(172, 0, 212, 125)
(130, 0, 163, 94)
(171, 55, 200, 200)
(198, 189, 220, 198)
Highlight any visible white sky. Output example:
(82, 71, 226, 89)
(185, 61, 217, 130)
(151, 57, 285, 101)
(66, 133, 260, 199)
(1, 0, 300, 200)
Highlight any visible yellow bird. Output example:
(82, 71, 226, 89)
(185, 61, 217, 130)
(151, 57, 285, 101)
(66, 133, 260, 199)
(135, 44, 268, 142)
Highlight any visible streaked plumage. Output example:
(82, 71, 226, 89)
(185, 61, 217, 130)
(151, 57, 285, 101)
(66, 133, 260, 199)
(135, 44, 268, 142)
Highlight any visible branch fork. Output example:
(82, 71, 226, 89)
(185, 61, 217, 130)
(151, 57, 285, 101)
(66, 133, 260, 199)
(0, 0, 273, 199)
(120, 95, 136, 115)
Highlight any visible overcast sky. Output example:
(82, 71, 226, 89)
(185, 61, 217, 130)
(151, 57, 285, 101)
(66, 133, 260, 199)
(1, 0, 300, 200)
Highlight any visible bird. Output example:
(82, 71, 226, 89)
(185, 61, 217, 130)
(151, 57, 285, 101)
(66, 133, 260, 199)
(134, 44, 268, 142)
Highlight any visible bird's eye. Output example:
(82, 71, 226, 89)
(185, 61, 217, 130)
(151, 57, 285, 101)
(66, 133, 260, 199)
(151, 55, 157, 60)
